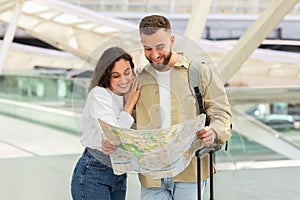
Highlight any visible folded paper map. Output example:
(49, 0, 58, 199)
(98, 114, 206, 178)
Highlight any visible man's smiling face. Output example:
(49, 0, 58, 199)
(140, 29, 175, 72)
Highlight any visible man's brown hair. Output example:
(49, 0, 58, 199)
(139, 15, 171, 35)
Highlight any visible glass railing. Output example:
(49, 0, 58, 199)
(1, 74, 299, 163)
(0, 73, 87, 107)
(0, 73, 88, 133)
(216, 102, 300, 164)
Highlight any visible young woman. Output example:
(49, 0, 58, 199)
(71, 46, 141, 200)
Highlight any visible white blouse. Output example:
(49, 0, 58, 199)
(80, 86, 134, 150)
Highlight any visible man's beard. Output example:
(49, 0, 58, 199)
(149, 51, 172, 71)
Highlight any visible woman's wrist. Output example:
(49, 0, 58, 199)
(123, 104, 133, 115)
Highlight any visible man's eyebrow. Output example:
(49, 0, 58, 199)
(143, 44, 164, 49)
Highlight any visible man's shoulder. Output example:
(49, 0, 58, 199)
(174, 53, 190, 70)
(139, 64, 151, 76)
(138, 66, 156, 83)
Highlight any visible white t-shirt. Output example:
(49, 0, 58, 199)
(80, 87, 134, 150)
(155, 69, 171, 129)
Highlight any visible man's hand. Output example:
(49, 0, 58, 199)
(196, 126, 217, 146)
(101, 137, 117, 155)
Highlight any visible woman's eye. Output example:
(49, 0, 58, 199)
(112, 75, 120, 79)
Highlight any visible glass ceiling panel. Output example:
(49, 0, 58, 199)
(39, 11, 60, 20)
(53, 13, 86, 24)
(75, 23, 97, 30)
(93, 25, 119, 34)
(22, 1, 48, 14)
(20, 0, 124, 34)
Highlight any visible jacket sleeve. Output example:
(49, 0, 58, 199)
(200, 62, 232, 144)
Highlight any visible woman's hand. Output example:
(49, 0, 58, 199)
(123, 76, 142, 115)
(101, 137, 117, 155)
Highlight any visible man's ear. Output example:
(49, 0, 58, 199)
(170, 35, 175, 47)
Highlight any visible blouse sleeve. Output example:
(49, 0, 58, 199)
(90, 88, 134, 129)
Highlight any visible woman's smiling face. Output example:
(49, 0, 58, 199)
(109, 58, 134, 95)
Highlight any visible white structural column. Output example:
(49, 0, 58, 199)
(184, 0, 213, 42)
(0, 0, 23, 74)
(218, 0, 300, 82)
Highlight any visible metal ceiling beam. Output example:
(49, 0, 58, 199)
(227, 86, 300, 104)
(218, 0, 300, 82)
(184, 0, 213, 42)
(0, 0, 14, 13)
(0, 0, 23, 75)
(31, 0, 135, 31)
(0, 0, 136, 61)
(0, 41, 81, 71)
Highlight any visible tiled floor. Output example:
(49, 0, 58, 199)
(1, 114, 300, 200)
(0, 114, 140, 200)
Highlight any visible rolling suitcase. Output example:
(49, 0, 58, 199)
(190, 62, 231, 200)
(193, 86, 229, 200)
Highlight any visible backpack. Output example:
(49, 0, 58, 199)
(188, 60, 230, 151)
(188, 60, 206, 120)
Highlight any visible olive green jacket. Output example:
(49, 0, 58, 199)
(135, 55, 232, 188)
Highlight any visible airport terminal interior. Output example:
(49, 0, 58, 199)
(0, 0, 300, 199)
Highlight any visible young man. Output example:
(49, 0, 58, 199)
(135, 15, 232, 199)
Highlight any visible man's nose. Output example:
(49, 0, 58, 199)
(151, 49, 160, 58)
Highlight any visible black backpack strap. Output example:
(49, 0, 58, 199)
(189, 60, 231, 149)
(189, 60, 208, 126)
(188, 60, 203, 100)
(194, 86, 205, 115)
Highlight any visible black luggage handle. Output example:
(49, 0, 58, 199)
(196, 146, 215, 200)
(194, 86, 223, 200)
(193, 78, 231, 199)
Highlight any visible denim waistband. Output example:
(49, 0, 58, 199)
(83, 147, 112, 168)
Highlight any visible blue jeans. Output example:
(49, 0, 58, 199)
(141, 178, 207, 200)
(71, 148, 127, 200)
